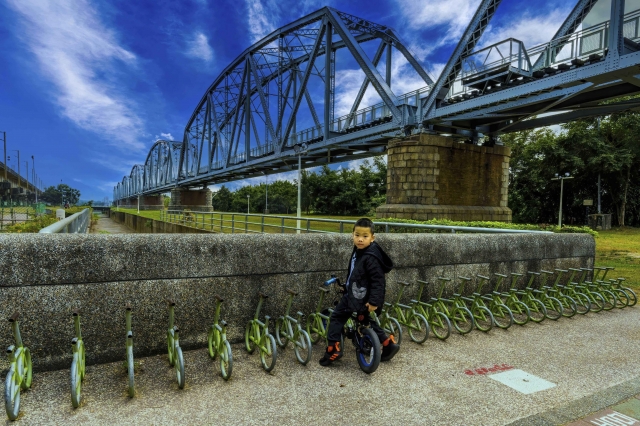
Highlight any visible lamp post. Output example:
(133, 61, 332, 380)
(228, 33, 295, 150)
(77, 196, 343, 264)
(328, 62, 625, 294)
(31, 155, 37, 204)
(264, 173, 268, 214)
(1, 131, 6, 181)
(9, 150, 20, 188)
(293, 142, 308, 234)
(24, 161, 29, 204)
(551, 172, 574, 227)
(247, 194, 250, 214)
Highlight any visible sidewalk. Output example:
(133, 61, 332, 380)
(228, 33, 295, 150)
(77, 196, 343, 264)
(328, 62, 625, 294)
(90, 214, 132, 234)
(6, 304, 640, 425)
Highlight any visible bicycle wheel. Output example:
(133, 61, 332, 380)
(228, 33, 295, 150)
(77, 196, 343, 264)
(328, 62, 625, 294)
(601, 290, 617, 311)
(356, 328, 381, 374)
(491, 304, 514, 329)
(472, 306, 494, 332)
(274, 317, 289, 348)
(386, 317, 403, 345)
(451, 306, 474, 334)
(306, 313, 322, 344)
(167, 331, 175, 366)
(175, 346, 185, 389)
(429, 311, 452, 340)
(127, 346, 135, 398)
(526, 298, 547, 323)
(220, 339, 233, 380)
(623, 288, 637, 307)
(244, 321, 256, 354)
(408, 313, 430, 344)
(5, 369, 19, 421)
(544, 297, 563, 320)
(293, 329, 312, 365)
(260, 334, 277, 373)
(559, 296, 577, 318)
(588, 292, 605, 313)
(613, 289, 629, 309)
(506, 300, 530, 325)
(22, 349, 32, 389)
(71, 356, 82, 408)
(572, 292, 591, 314)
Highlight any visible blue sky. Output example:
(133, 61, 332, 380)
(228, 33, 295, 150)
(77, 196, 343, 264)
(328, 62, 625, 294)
(0, 0, 616, 201)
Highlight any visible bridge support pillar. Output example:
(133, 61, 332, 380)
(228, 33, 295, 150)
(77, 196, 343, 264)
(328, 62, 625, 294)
(376, 134, 512, 222)
(170, 188, 212, 210)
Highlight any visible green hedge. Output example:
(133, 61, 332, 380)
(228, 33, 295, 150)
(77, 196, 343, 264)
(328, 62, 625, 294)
(374, 218, 598, 237)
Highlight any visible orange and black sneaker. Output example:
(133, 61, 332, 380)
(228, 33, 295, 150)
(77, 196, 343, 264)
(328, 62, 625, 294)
(319, 342, 343, 366)
(380, 334, 399, 362)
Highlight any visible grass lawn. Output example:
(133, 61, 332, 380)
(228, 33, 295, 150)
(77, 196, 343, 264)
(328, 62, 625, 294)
(594, 227, 640, 291)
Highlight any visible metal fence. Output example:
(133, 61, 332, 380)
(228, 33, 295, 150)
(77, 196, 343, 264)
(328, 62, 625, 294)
(39, 208, 90, 234)
(159, 210, 552, 235)
(0, 204, 46, 231)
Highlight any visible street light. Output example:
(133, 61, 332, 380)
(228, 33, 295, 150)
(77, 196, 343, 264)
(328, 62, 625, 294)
(551, 172, 574, 227)
(247, 194, 250, 214)
(293, 142, 308, 234)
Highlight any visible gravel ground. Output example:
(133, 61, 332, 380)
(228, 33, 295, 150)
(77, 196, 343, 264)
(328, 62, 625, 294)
(5, 306, 640, 425)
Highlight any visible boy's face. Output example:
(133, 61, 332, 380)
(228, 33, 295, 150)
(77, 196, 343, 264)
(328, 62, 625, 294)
(353, 226, 375, 250)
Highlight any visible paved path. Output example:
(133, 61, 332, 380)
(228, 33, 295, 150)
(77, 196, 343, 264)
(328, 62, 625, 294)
(90, 214, 131, 234)
(6, 304, 640, 425)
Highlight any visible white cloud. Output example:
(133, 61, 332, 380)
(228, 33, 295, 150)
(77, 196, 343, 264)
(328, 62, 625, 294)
(7, 0, 146, 152)
(185, 32, 214, 62)
(480, 8, 571, 49)
(154, 132, 176, 142)
(397, 0, 482, 44)
(246, 0, 279, 42)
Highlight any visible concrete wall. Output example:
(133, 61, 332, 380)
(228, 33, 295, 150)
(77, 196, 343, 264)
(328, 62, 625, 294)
(111, 210, 212, 234)
(0, 232, 594, 372)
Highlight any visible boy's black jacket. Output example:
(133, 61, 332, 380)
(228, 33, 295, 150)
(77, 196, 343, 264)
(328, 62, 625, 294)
(345, 241, 393, 312)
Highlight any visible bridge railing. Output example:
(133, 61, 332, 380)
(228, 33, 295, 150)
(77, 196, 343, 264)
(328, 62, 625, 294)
(39, 208, 90, 234)
(159, 210, 551, 234)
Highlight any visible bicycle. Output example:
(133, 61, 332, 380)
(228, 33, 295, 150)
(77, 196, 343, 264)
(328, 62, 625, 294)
(425, 277, 475, 334)
(609, 276, 637, 307)
(165, 300, 185, 389)
(386, 281, 430, 343)
(507, 273, 547, 322)
(526, 272, 563, 320)
(474, 275, 514, 329)
(343, 312, 381, 374)
(539, 270, 577, 318)
(373, 303, 403, 345)
(566, 268, 605, 313)
(588, 267, 629, 309)
(125, 304, 135, 397)
(207, 295, 233, 380)
(455, 277, 495, 332)
(70, 309, 85, 408)
(275, 289, 312, 365)
(487, 274, 531, 325)
(244, 292, 277, 372)
(410, 280, 452, 340)
(552, 269, 591, 315)
(4, 312, 32, 421)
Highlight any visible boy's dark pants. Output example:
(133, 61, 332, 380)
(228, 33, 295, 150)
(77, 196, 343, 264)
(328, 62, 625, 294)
(327, 295, 388, 345)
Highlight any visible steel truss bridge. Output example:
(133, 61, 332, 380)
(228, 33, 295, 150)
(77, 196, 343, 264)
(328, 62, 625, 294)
(115, 0, 640, 202)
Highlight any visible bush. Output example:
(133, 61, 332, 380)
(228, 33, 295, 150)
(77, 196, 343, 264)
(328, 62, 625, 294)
(2, 214, 58, 233)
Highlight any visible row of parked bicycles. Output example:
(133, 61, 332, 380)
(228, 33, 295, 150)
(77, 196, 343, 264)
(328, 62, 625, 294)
(4, 266, 635, 420)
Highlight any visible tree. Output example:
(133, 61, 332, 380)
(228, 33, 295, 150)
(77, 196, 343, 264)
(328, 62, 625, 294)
(39, 184, 80, 206)
(212, 185, 233, 211)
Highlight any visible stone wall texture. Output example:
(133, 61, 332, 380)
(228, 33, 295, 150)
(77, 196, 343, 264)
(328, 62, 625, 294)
(0, 232, 594, 371)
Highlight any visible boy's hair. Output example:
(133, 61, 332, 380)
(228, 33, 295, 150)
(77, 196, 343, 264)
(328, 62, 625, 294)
(353, 218, 375, 234)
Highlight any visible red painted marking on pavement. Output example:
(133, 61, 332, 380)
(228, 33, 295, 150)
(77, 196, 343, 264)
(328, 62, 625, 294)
(464, 364, 514, 376)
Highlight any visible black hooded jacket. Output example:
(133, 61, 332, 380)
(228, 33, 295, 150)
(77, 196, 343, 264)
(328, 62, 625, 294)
(344, 241, 394, 312)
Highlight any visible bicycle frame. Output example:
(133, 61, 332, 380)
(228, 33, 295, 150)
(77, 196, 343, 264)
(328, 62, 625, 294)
(275, 290, 312, 365)
(208, 295, 233, 380)
(388, 281, 429, 343)
(166, 300, 185, 389)
(307, 287, 333, 344)
(5, 312, 32, 421)
(245, 293, 277, 372)
(70, 309, 85, 408)
(125, 304, 135, 398)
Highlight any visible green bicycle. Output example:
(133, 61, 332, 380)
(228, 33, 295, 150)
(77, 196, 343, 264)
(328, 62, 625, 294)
(608, 276, 637, 307)
(245, 293, 277, 372)
(70, 309, 85, 408)
(427, 277, 475, 334)
(588, 267, 629, 309)
(566, 268, 605, 313)
(306, 277, 346, 347)
(526, 272, 563, 320)
(275, 290, 312, 365)
(456, 277, 495, 332)
(165, 300, 185, 389)
(474, 275, 514, 329)
(5, 312, 32, 421)
(411, 280, 452, 340)
(539, 270, 577, 318)
(207, 295, 233, 380)
(374, 303, 403, 345)
(386, 282, 430, 343)
(486, 274, 531, 325)
(551, 269, 591, 314)
(125, 304, 135, 397)
(507, 273, 547, 322)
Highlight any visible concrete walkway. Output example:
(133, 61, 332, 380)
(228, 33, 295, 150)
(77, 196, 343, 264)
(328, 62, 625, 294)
(90, 213, 132, 234)
(7, 305, 640, 425)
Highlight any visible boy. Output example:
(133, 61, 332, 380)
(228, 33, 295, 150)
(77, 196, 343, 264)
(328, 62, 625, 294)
(319, 218, 399, 366)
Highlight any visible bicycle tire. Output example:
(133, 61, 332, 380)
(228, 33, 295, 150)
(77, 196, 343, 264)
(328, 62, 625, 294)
(79, 342, 86, 382)
(588, 291, 605, 313)
(260, 334, 277, 372)
(175, 346, 185, 389)
(601, 290, 617, 311)
(306, 313, 322, 344)
(408, 313, 430, 343)
(244, 321, 256, 354)
(613, 289, 629, 308)
(220, 339, 233, 380)
(544, 297, 563, 320)
(623, 288, 637, 307)
(472, 306, 494, 332)
(293, 329, 312, 365)
(386, 317, 403, 345)
(207, 327, 217, 359)
(5, 369, 19, 421)
(71, 355, 82, 408)
(451, 306, 474, 334)
(506, 300, 530, 325)
(167, 331, 175, 366)
(274, 317, 289, 348)
(127, 346, 135, 398)
(491, 304, 514, 329)
(429, 311, 452, 340)
(526, 298, 547, 323)
(356, 328, 381, 374)
(572, 292, 591, 314)
(22, 349, 32, 390)
(560, 296, 577, 318)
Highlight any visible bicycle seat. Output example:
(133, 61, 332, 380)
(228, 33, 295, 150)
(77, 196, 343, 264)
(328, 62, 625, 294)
(220, 320, 227, 327)
(8, 312, 19, 323)
(166, 299, 176, 306)
(493, 273, 507, 278)
(125, 304, 132, 311)
(214, 295, 224, 302)
(555, 269, 568, 273)
(287, 289, 299, 296)
(477, 274, 491, 280)
(72, 308, 82, 317)
(397, 281, 411, 287)
(258, 292, 269, 299)
(527, 271, 540, 276)
(318, 286, 330, 293)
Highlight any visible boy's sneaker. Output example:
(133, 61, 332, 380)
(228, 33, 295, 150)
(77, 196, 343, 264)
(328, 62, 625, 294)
(319, 342, 343, 366)
(380, 335, 399, 362)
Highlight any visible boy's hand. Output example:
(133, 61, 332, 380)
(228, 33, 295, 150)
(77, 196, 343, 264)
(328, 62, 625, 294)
(365, 303, 377, 312)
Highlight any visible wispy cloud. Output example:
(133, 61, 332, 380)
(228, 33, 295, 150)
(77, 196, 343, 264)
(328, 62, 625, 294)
(480, 8, 571, 48)
(185, 31, 214, 62)
(6, 0, 147, 152)
(153, 132, 176, 142)
(397, 0, 482, 44)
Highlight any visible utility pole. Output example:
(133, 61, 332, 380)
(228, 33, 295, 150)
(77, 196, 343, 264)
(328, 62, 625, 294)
(31, 156, 37, 204)
(551, 173, 574, 227)
(1, 131, 6, 181)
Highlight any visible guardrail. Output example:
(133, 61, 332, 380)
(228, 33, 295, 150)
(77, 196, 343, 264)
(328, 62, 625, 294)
(39, 209, 90, 234)
(159, 210, 552, 234)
